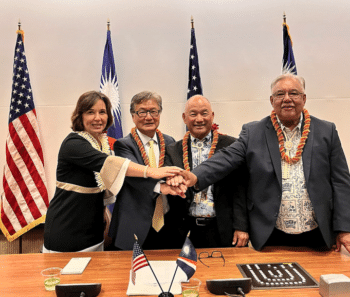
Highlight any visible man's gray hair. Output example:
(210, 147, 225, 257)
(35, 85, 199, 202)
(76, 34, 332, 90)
(130, 91, 163, 114)
(271, 73, 306, 92)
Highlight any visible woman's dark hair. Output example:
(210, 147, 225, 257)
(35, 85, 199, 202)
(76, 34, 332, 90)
(71, 91, 113, 132)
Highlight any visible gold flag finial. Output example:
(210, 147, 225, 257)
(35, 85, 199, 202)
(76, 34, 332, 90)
(17, 19, 24, 42)
(283, 12, 286, 24)
(187, 231, 191, 237)
(107, 19, 110, 31)
(134, 234, 138, 241)
(191, 16, 194, 29)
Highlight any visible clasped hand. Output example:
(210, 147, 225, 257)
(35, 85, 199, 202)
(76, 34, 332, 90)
(164, 170, 199, 198)
(160, 171, 187, 198)
(167, 170, 198, 187)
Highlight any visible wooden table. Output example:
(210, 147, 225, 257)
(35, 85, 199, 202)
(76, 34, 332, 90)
(1, 246, 350, 296)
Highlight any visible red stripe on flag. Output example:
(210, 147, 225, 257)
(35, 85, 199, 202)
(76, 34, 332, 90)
(133, 258, 147, 268)
(11, 118, 49, 206)
(134, 255, 146, 264)
(0, 210, 16, 236)
(2, 171, 26, 231)
(5, 133, 42, 220)
(20, 111, 45, 164)
(133, 262, 148, 272)
(179, 257, 197, 266)
(1, 178, 16, 235)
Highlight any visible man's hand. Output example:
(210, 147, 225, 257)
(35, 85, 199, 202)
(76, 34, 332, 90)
(166, 174, 185, 187)
(160, 183, 187, 198)
(335, 232, 350, 253)
(179, 170, 198, 187)
(232, 230, 249, 247)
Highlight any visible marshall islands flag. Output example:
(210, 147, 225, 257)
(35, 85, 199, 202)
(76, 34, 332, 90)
(176, 236, 197, 280)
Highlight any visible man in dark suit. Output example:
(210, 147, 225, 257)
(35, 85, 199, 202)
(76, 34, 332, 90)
(175, 74, 350, 252)
(165, 95, 249, 248)
(109, 91, 185, 250)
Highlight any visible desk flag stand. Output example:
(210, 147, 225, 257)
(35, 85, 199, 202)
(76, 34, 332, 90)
(132, 233, 197, 297)
(132, 235, 173, 297)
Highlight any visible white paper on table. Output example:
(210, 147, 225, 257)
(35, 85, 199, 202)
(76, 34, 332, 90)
(126, 261, 189, 295)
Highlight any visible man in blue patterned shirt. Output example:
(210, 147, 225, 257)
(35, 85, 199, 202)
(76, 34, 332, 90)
(165, 95, 249, 248)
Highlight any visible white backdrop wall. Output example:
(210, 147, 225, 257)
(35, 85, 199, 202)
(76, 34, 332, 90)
(1, 0, 350, 199)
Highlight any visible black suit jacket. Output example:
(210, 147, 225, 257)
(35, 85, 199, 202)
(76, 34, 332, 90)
(192, 116, 350, 250)
(108, 132, 175, 250)
(164, 133, 249, 247)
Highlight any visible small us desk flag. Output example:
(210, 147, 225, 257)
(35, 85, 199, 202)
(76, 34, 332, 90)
(0, 27, 49, 242)
(100, 21, 123, 140)
(282, 14, 297, 74)
(187, 17, 203, 99)
(131, 240, 149, 285)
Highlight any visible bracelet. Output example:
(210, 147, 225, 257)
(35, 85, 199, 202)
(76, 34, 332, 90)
(143, 165, 149, 178)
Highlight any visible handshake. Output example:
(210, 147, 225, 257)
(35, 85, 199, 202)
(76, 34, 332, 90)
(149, 166, 198, 198)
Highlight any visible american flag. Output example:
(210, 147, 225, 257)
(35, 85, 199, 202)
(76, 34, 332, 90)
(282, 16, 297, 74)
(100, 25, 123, 140)
(176, 237, 197, 280)
(0, 30, 49, 241)
(131, 241, 149, 285)
(187, 19, 203, 99)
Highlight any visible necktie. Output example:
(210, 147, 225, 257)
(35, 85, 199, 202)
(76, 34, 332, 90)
(149, 140, 164, 232)
(148, 139, 157, 168)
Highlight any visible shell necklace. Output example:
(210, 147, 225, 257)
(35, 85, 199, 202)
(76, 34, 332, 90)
(131, 127, 165, 167)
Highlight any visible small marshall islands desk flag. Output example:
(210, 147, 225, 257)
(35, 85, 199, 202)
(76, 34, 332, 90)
(187, 16, 203, 99)
(282, 13, 297, 74)
(100, 20, 123, 140)
(168, 232, 197, 295)
(0, 21, 49, 242)
(176, 233, 197, 280)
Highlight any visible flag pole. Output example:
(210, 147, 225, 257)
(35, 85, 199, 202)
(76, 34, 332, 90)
(167, 260, 180, 293)
(191, 15, 194, 29)
(107, 18, 110, 31)
(133, 235, 169, 296)
(18, 19, 21, 30)
(283, 12, 286, 24)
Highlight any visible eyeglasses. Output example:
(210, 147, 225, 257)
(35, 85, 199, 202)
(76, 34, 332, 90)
(134, 109, 160, 118)
(272, 90, 304, 100)
(198, 251, 225, 268)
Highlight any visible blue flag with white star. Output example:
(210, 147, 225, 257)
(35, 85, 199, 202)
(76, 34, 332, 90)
(282, 21, 297, 74)
(187, 27, 203, 99)
(100, 29, 123, 139)
(176, 237, 197, 280)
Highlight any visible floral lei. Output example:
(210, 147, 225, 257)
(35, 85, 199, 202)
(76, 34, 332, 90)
(270, 108, 311, 164)
(182, 130, 219, 171)
(76, 131, 111, 191)
(131, 127, 165, 167)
